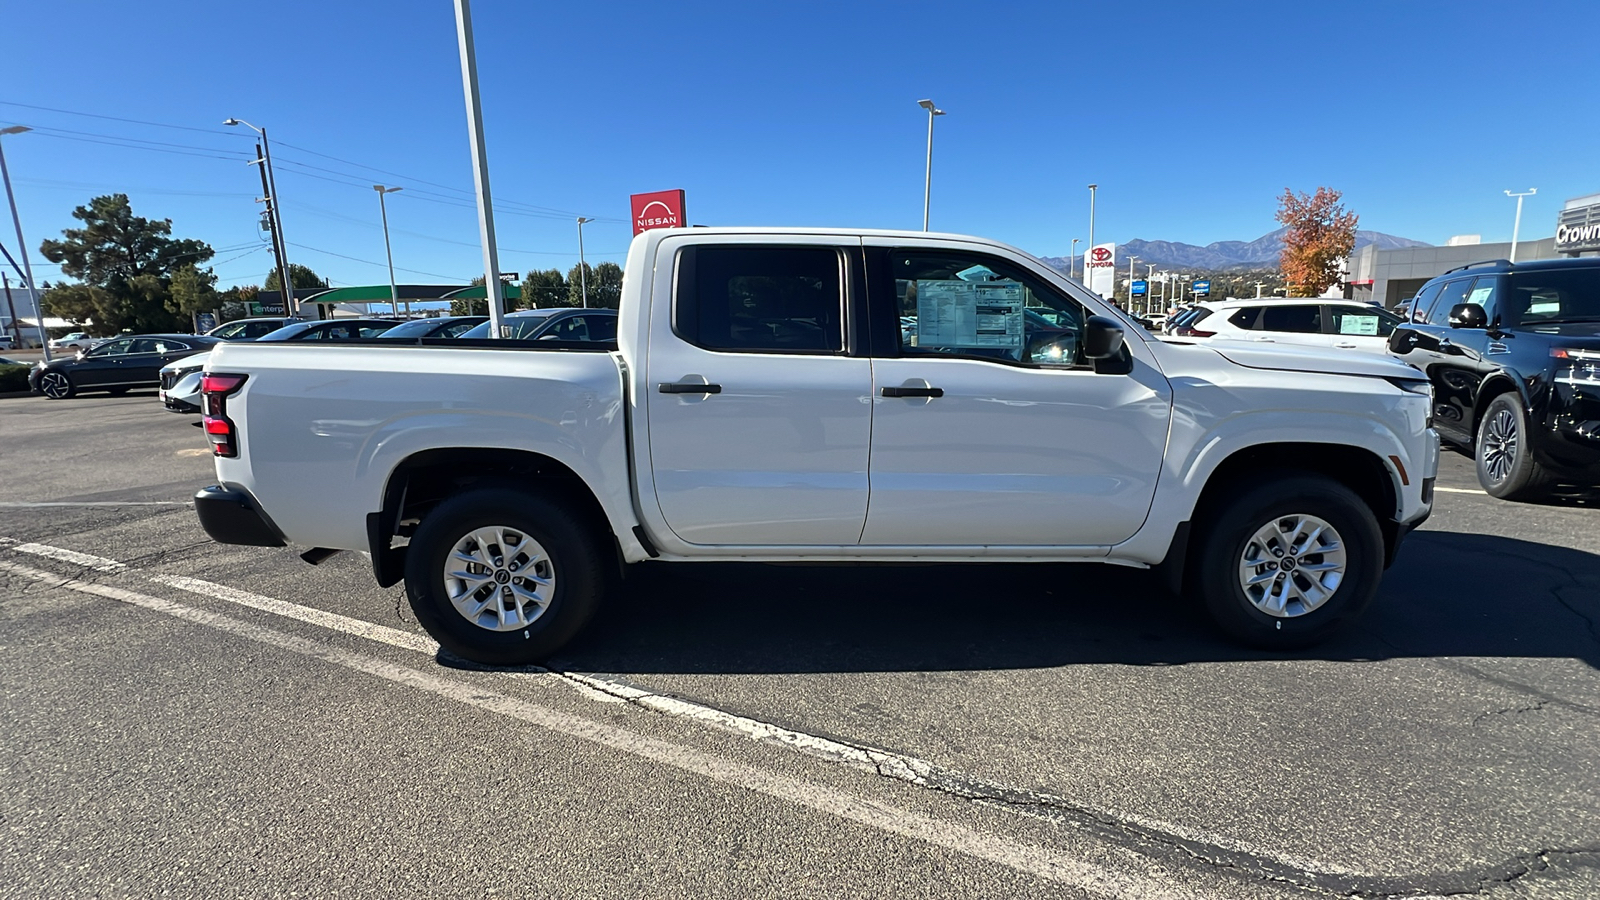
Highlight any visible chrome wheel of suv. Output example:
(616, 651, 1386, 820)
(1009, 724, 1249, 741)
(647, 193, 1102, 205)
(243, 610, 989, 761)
(443, 525, 556, 632)
(1237, 513, 1346, 618)
(1480, 407, 1518, 484)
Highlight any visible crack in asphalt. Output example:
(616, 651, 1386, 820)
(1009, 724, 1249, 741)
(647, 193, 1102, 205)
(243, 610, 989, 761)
(544, 668, 1600, 899)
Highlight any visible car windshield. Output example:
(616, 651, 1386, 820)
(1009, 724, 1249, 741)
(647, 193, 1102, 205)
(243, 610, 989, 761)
(458, 311, 561, 339)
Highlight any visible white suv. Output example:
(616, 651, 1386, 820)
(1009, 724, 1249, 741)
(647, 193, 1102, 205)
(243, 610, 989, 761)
(1170, 298, 1403, 353)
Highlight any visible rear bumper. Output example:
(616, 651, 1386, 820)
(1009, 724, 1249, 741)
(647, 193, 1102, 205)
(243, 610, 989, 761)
(194, 484, 286, 547)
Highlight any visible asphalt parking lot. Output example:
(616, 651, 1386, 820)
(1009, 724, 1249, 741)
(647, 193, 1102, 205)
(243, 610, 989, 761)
(3, 391, 1599, 899)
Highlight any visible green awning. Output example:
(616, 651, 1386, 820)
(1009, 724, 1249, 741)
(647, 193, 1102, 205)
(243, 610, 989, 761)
(302, 285, 407, 304)
(438, 284, 523, 301)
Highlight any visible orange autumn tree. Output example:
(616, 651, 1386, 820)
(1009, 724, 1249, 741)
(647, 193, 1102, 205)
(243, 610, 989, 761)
(1275, 187, 1358, 297)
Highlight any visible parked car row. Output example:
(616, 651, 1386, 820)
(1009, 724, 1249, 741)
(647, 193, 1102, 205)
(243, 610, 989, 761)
(1155, 257, 1600, 499)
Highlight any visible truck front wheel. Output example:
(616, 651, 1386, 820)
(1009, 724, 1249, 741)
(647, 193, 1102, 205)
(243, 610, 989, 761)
(404, 487, 604, 665)
(1194, 475, 1383, 649)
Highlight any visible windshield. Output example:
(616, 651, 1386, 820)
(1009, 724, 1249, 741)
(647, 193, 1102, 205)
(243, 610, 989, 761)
(458, 311, 560, 339)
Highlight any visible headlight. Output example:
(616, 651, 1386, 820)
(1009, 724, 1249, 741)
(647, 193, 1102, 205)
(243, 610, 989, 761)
(1553, 348, 1600, 386)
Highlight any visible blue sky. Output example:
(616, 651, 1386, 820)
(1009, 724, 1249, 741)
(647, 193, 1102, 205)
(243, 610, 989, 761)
(3, 0, 1598, 290)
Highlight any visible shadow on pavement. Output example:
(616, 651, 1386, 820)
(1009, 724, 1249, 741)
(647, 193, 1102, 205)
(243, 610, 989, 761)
(553, 530, 1600, 674)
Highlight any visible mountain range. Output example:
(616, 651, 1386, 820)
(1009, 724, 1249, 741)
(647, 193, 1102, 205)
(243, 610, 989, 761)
(1041, 228, 1430, 273)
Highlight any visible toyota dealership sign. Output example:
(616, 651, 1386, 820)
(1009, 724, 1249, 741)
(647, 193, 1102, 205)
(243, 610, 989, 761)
(630, 190, 687, 235)
(1086, 242, 1116, 298)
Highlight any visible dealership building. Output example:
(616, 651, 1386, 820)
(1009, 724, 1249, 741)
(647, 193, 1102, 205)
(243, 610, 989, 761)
(1347, 192, 1600, 309)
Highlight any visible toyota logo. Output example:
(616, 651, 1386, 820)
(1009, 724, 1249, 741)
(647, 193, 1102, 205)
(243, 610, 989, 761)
(1091, 247, 1112, 262)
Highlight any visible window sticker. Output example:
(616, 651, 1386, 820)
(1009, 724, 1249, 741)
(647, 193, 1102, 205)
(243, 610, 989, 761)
(1466, 285, 1494, 306)
(1339, 315, 1379, 335)
(915, 280, 1025, 354)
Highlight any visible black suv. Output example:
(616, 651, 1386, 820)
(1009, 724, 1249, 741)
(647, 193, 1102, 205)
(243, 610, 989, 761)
(1389, 257, 1600, 499)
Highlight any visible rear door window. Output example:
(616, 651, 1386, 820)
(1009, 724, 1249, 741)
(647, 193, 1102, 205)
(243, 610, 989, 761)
(1228, 307, 1262, 329)
(1502, 267, 1600, 326)
(1259, 305, 1323, 333)
(675, 246, 845, 353)
(1327, 306, 1401, 337)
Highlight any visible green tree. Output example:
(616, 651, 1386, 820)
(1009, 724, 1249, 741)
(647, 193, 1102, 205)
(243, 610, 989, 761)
(264, 263, 327, 292)
(565, 262, 623, 309)
(169, 264, 219, 319)
(39, 194, 214, 333)
(521, 268, 566, 308)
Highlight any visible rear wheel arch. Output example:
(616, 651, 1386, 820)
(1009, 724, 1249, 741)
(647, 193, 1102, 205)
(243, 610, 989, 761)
(369, 447, 617, 588)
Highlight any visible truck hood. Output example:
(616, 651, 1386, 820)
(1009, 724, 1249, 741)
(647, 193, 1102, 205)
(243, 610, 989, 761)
(1201, 339, 1423, 381)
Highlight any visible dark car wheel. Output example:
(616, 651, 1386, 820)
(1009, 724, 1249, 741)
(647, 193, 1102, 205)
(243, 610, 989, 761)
(1475, 393, 1553, 501)
(1194, 474, 1383, 650)
(404, 486, 605, 666)
(39, 371, 76, 400)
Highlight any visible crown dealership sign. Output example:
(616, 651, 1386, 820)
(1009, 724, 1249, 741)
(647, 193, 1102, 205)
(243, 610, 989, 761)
(631, 190, 687, 236)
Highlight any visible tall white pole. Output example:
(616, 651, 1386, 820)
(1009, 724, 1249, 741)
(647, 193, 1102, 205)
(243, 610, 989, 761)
(375, 186, 402, 317)
(1505, 188, 1536, 263)
(576, 216, 592, 308)
(918, 99, 944, 232)
(1087, 184, 1098, 296)
(1070, 238, 1080, 279)
(455, 0, 506, 338)
(0, 130, 50, 361)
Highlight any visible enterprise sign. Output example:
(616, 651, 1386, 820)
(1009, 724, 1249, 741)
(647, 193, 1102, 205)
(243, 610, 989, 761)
(1555, 201, 1600, 253)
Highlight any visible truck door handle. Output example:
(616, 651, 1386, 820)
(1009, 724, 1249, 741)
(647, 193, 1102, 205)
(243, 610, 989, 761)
(659, 382, 722, 394)
(881, 386, 944, 398)
(1437, 337, 1455, 353)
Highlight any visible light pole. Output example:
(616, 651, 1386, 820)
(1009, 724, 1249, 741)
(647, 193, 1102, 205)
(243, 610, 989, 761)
(1145, 264, 1157, 316)
(1069, 238, 1080, 279)
(1255, 281, 1266, 298)
(1504, 188, 1536, 263)
(373, 185, 403, 317)
(918, 99, 946, 232)
(1087, 184, 1098, 278)
(224, 118, 295, 316)
(1126, 255, 1139, 309)
(454, 0, 507, 339)
(0, 126, 49, 360)
(576, 216, 593, 308)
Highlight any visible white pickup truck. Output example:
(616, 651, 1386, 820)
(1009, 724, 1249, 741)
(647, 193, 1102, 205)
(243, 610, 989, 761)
(194, 227, 1437, 664)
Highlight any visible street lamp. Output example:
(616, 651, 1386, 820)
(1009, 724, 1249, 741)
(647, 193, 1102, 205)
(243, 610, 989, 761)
(0, 125, 49, 360)
(225, 118, 295, 315)
(1087, 185, 1098, 286)
(918, 99, 945, 232)
(1504, 188, 1536, 263)
(1069, 238, 1080, 279)
(373, 185, 403, 317)
(576, 217, 593, 308)
(1126, 255, 1140, 309)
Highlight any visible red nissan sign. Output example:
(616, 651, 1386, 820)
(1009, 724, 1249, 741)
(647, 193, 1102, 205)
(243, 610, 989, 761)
(630, 189, 687, 235)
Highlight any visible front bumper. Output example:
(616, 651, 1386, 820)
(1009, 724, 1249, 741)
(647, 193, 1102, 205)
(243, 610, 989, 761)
(194, 484, 286, 547)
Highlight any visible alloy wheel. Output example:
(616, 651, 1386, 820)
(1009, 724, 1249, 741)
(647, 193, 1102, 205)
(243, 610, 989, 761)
(40, 372, 72, 399)
(442, 525, 556, 632)
(1480, 408, 1518, 484)
(1237, 513, 1347, 618)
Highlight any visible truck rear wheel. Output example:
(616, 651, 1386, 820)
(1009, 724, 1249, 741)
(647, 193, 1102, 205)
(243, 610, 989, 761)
(404, 487, 604, 665)
(1193, 475, 1383, 649)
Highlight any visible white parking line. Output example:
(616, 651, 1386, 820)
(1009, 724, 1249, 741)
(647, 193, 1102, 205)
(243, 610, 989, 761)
(151, 574, 436, 654)
(9, 542, 126, 571)
(1433, 486, 1485, 495)
(0, 501, 190, 508)
(0, 557, 1196, 898)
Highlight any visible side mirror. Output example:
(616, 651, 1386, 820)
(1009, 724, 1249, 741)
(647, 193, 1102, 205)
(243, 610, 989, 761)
(1448, 303, 1487, 329)
(1083, 315, 1125, 359)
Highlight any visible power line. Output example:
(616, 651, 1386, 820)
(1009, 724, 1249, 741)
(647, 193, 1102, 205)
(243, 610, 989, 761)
(285, 241, 469, 281)
(0, 101, 249, 138)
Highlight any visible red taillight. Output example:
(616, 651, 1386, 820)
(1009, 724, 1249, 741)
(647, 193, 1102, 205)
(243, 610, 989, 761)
(201, 373, 248, 458)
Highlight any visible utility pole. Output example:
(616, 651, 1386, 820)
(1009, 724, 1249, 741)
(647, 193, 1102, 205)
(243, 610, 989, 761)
(227, 120, 294, 316)
(1504, 188, 1536, 263)
(454, 0, 507, 339)
(0, 126, 50, 360)
(251, 142, 289, 318)
(576, 216, 593, 308)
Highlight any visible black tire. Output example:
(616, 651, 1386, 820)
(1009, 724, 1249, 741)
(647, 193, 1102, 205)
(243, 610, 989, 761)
(1193, 475, 1384, 650)
(38, 371, 76, 400)
(1475, 393, 1553, 501)
(404, 486, 605, 666)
